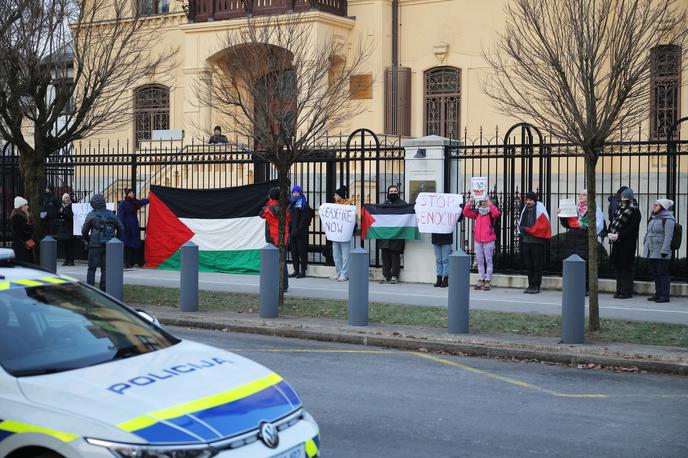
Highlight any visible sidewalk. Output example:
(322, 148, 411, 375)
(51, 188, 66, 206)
(57, 264, 688, 325)
(141, 304, 688, 376)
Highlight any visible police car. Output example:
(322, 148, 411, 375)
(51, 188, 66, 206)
(0, 249, 320, 458)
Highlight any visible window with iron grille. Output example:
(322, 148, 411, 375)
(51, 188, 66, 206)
(650, 45, 681, 140)
(138, 0, 170, 15)
(134, 85, 170, 143)
(424, 67, 461, 140)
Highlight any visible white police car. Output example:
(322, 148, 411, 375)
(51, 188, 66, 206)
(0, 249, 319, 458)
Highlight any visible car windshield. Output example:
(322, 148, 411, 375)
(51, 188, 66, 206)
(0, 282, 178, 377)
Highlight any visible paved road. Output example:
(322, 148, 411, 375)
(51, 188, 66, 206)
(170, 326, 688, 457)
(58, 265, 688, 324)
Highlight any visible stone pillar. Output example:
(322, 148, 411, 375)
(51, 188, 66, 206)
(401, 135, 460, 284)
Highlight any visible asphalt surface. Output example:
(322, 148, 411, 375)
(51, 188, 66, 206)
(170, 326, 688, 457)
(58, 266, 688, 324)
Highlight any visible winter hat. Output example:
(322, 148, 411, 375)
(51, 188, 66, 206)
(335, 185, 349, 199)
(90, 194, 106, 210)
(656, 198, 674, 210)
(14, 196, 28, 209)
(291, 185, 302, 195)
(620, 188, 635, 200)
(525, 191, 537, 201)
(615, 186, 628, 196)
(62, 193, 71, 201)
(124, 188, 133, 196)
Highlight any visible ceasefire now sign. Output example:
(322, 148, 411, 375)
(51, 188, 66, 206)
(318, 203, 356, 242)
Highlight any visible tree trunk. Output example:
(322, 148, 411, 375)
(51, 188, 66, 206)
(585, 151, 601, 331)
(277, 165, 290, 305)
(18, 146, 45, 263)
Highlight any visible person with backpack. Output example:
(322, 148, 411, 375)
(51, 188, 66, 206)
(463, 197, 501, 291)
(607, 188, 641, 299)
(288, 185, 312, 278)
(644, 198, 678, 303)
(82, 194, 124, 291)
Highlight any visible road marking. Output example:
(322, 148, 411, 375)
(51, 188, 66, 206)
(227, 349, 393, 354)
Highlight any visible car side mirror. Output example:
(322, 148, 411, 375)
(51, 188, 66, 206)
(135, 308, 161, 327)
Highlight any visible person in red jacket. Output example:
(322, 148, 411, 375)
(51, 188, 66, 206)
(261, 187, 291, 292)
(463, 197, 501, 290)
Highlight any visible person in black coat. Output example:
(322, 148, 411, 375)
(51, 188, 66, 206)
(56, 193, 76, 266)
(10, 196, 34, 263)
(40, 186, 60, 236)
(379, 185, 407, 284)
(288, 185, 313, 278)
(608, 188, 641, 299)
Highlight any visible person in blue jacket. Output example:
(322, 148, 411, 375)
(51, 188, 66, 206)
(118, 188, 150, 268)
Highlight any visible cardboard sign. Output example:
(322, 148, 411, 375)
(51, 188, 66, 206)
(558, 198, 577, 218)
(73, 202, 116, 236)
(414, 192, 463, 234)
(319, 203, 357, 242)
(471, 177, 488, 202)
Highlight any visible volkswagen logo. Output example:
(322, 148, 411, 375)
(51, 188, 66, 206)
(259, 422, 279, 449)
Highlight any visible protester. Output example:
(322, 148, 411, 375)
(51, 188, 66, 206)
(379, 185, 406, 284)
(82, 194, 124, 291)
(430, 202, 464, 288)
(607, 188, 641, 299)
(558, 190, 605, 261)
(41, 186, 60, 236)
(643, 198, 676, 303)
(56, 193, 75, 266)
(10, 196, 34, 263)
(288, 185, 312, 278)
(118, 188, 150, 268)
(518, 192, 551, 294)
(607, 186, 628, 223)
(261, 187, 291, 292)
(463, 197, 501, 291)
(331, 185, 353, 282)
(208, 126, 228, 144)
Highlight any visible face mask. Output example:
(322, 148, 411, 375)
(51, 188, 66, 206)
(479, 207, 490, 216)
(388, 193, 399, 201)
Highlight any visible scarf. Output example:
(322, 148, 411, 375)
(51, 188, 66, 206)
(577, 202, 588, 218)
(519, 204, 536, 233)
(289, 194, 307, 210)
(126, 195, 141, 211)
(609, 200, 637, 237)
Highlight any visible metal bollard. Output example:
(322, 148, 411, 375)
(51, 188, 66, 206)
(180, 241, 199, 312)
(561, 254, 586, 344)
(448, 250, 470, 334)
(40, 236, 57, 273)
(260, 244, 279, 318)
(105, 238, 124, 301)
(348, 247, 369, 326)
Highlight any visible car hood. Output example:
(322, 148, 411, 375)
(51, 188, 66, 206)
(17, 340, 302, 444)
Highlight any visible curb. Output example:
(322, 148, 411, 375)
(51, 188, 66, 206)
(159, 316, 688, 376)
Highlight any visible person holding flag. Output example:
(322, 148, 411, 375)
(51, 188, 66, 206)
(518, 191, 551, 294)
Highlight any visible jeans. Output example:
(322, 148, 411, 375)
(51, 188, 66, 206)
(381, 249, 401, 280)
(522, 242, 544, 289)
(87, 246, 106, 291)
(433, 244, 451, 277)
(648, 258, 671, 300)
(333, 240, 351, 279)
(475, 241, 495, 280)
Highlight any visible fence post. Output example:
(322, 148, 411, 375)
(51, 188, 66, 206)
(348, 247, 369, 326)
(105, 238, 124, 301)
(180, 241, 199, 312)
(448, 250, 470, 334)
(561, 254, 586, 344)
(260, 244, 279, 318)
(40, 236, 57, 273)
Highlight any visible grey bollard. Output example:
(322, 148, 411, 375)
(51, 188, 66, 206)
(448, 250, 470, 334)
(105, 238, 124, 301)
(260, 244, 279, 318)
(40, 236, 57, 273)
(561, 254, 586, 344)
(180, 241, 199, 312)
(348, 247, 369, 326)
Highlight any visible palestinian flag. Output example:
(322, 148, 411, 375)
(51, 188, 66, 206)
(145, 181, 277, 274)
(519, 201, 552, 239)
(361, 203, 420, 240)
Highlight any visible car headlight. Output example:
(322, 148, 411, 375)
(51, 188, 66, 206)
(85, 438, 217, 458)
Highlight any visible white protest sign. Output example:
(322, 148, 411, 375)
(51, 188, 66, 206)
(318, 203, 357, 242)
(471, 177, 488, 201)
(558, 198, 577, 218)
(73, 202, 116, 235)
(414, 192, 464, 234)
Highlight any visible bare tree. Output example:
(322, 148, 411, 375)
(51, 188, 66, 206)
(484, 0, 687, 330)
(198, 14, 371, 303)
(0, 0, 176, 239)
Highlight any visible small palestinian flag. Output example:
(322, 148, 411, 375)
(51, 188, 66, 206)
(518, 201, 552, 239)
(145, 181, 277, 274)
(361, 203, 420, 240)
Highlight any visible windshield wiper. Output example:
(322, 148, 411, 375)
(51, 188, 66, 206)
(13, 367, 74, 377)
(110, 345, 144, 361)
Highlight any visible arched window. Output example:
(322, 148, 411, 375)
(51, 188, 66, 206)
(424, 67, 461, 139)
(134, 85, 170, 143)
(650, 45, 681, 140)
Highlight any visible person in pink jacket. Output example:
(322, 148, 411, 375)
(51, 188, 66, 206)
(463, 197, 501, 290)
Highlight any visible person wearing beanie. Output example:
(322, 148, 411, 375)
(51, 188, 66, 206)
(607, 187, 641, 299)
(261, 187, 291, 292)
(208, 125, 228, 144)
(56, 193, 76, 266)
(378, 185, 407, 284)
(518, 191, 551, 293)
(288, 185, 312, 278)
(331, 185, 354, 281)
(643, 198, 676, 303)
(82, 194, 124, 291)
(118, 188, 150, 269)
(607, 186, 628, 223)
(10, 196, 34, 263)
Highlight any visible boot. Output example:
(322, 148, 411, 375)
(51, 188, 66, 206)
(474, 280, 484, 290)
(483, 280, 491, 291)
(296, 270, 306, 278)
(434, 276, 442, 287)
(440, 277, 448, 288)
(289, 271, 299, 278)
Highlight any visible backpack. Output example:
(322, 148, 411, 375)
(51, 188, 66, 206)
(662, 219, 683, 251)
(93, 211, 117, 244)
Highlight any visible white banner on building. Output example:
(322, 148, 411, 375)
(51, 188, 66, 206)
(72, 202, 116, 236)
(319, 203, 357, 242)
(414, 192, 463, 234)
(471, 177, 488, 202)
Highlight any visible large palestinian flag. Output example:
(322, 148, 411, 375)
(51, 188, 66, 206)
(518, 201, 552, 239)
(361, 203, 420, 240)
(145, 181, 277, 274)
